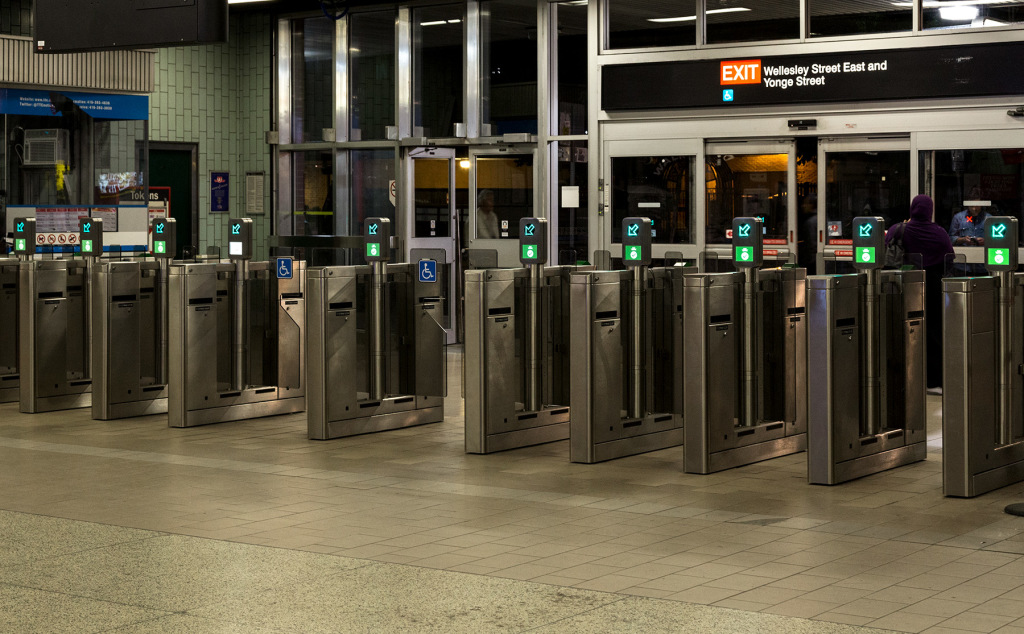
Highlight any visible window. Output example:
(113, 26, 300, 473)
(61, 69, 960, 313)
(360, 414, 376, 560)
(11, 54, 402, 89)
(290, 17, 334, 144)
(481, 0, 538, 136)
(924, 2, 1024, 31)
(556, 1, 587, 135)
(810, 1, 911, 37)
(611, 156, 694, 244)
(350, 11, 396, 141)
(606, 0, 697, 50)
(413, 5, 465, 138)
(706, 0, 800, 44)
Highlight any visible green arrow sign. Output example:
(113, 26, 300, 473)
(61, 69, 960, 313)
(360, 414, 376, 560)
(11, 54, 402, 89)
(83, 222, 91, 233)
(737, 224, 751, 238)
(992, 224, 1007, 239)
(859, 224, 872, 237)
(627, 224, 639, 237)
(232, 223, 241, 235)
(369, 223, 378, 235)
(524, 224, 535, 236)
(16, 222, 24, 232)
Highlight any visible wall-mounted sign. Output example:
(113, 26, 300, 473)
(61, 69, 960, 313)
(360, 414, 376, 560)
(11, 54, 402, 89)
(0, 89, 149, 120)
(603, 42, 1024, 111)
(211, 171, 229, 213)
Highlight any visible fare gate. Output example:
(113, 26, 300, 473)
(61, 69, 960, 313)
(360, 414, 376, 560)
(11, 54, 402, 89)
(569, 218, 684, 464)
(0, 258, 19, 403)
(944, 217, 1024, 497)
(465, 218, 580, 454)
(306, 219, 447, 440)
(168, 218, 306, 427)
(683, 218, 807, 474)
(807, 217, 927, 485)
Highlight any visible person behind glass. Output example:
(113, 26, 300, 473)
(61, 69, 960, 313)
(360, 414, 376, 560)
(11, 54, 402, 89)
(948, 188, 991, 247)
(477, 189, 499, 239)
(886, 194, 954, 395)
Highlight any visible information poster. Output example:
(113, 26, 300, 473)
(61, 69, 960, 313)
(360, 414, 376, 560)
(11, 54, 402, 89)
(211, 171, 229, 213)
(245, 172, 265, 216)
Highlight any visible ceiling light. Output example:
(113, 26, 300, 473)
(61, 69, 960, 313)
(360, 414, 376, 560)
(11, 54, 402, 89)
(940, 4, 980, 19)
(648, 7, 751, 23)
(892, 0, 1016, 6)
(420, 20, 448, 26)
(227, 0, 274, 3)
(562, 0, 588, 5)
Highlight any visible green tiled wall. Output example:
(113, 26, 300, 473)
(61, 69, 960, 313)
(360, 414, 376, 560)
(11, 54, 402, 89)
(149, 13, 274, 259)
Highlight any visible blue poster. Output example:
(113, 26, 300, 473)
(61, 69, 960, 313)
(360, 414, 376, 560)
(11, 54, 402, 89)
(211, 172, 229, 213)
(0, 89, 148, 120)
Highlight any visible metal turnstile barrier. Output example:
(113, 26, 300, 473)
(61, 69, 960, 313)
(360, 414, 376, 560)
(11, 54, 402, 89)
(464, 266, 578, 453)
(19, 259, 92, 413)
(92, 260, 170, 419)
(807, 271, 927, 485)
(569, 218, 684, 464)
(683, 266, 808, 474)
(168, 259, 306, 427)
(306, 261, 447, 439)
(944, 274, 1024, 497)
(0, 258, 19, 402)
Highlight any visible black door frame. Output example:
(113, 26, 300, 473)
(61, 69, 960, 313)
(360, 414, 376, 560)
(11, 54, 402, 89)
(147, 141, 199, 252)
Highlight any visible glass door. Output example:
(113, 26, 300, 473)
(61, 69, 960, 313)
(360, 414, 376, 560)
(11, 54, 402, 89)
(467, 146, 538, 268)
(405, 147, 461, 344)
(603, 138, 700, 267)
(704, 140, 796, 270)
(818, 137, 911, 273)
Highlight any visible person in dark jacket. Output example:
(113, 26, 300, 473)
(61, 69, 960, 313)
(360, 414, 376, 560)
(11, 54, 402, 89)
(885, 194, 954, 393)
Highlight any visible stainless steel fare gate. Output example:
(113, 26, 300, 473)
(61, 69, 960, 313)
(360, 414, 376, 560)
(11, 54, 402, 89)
(168, 260, 306, 427)
(568, 266, 684, 464)
(19, 259, 92, 413)
(683, 268, 808, 474)
(464, 266, 580, 454)
(943, 274, 1024, 497)
(306, 261, 446, 440)
(0, 258, 19, 403)
(807, 271, 927, 485)
(92, 260, 170, 420)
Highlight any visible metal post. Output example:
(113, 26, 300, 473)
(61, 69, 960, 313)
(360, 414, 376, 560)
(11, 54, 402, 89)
(370, 260, 386, 401)
(526, 263, 542, 412)
(863, 269, 880, 436)
(999, 270, 1014, 445)
(742, 267, 757, 427)
(156, 259, 169, 385)
(84, 256, 94, 380)
(629, 266, 645, 420)
(232, 260, 247, 391)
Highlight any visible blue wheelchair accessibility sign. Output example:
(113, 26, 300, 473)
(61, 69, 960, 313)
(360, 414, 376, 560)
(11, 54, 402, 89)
(276, 257, 293, 279)
(419, 259, 437, 283)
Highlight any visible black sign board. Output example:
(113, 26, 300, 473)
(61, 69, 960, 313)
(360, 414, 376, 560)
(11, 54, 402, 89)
(151, 217, 176, 259)
(13, 217, 35, 255)
(364, 217, 391, 263)
(984, 216, 1018, 273)
(852, 216, 885, 271)
(622, 217, 652, 267)
(732, 217, 763, 269)
(79, 217, 103, 256)
(519, 217, 548, 265)
(603, 42, 1024, 111)
(228, 218, 253, 261)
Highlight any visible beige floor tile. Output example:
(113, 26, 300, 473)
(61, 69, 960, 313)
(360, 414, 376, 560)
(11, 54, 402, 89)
(665, 584, 741, 605)
(866, 610, 948, 633)
(937, 611, 1017, 633)
(762, 598, 841, 619)
(903, 598, 979, 619)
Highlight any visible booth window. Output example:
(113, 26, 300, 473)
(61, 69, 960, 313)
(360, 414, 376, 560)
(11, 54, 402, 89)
(350, 10, 396, 141)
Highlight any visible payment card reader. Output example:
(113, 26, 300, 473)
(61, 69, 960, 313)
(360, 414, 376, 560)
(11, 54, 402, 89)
(13, 217, 35, 256)
(519, 217, 548, 265)
(365, 217, 391, 263)
(151, 217, 176, 258)
(228, 218, 253, 261)
(852, 216, 885, 271)
(622, 217, 652, 268)
(79, 217, 103, 256)
(732, 217, 763, 269)
(985, 216, 1018, 273)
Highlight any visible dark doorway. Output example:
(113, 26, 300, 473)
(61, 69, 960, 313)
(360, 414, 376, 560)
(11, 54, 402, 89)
(148, 143, 197, 258)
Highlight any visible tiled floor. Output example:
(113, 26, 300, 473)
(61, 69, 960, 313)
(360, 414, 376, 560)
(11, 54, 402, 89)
(1, 347, 1024, 632)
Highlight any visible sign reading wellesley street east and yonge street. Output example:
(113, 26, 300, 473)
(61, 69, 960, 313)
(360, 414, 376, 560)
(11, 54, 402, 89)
(603, 42, 1024, 111)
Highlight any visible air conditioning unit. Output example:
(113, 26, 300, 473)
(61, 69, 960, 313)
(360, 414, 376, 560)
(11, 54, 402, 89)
(24, 129, 70, 166)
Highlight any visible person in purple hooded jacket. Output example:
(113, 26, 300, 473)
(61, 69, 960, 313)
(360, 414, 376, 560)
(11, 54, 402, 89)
(885, 194, 954, 393)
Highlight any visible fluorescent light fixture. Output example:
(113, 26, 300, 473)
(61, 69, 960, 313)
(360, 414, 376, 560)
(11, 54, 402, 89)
(562, 0, 588, 5)
(420, 20, 448, 26)
(940, 4, 980, 19)
(448, 19, 462, 23)
(648, 7, 751, 23)
(892, 0, 1017, 6)
(227, 0, 273, 3)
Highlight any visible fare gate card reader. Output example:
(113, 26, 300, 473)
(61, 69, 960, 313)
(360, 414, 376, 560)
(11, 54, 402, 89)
(732, 217, 763, 268)
(13, 217, 35, 255)
(151, 217, 176, 258)
(852, 216, 885, 270)
(622, 217, 652, 267)
(79, 217, 103, 255)
(519, 217, 548, 265)
(228, 218, 253, 260)
(365, 217, 391, 262)
(985, 216, 1018, 273)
